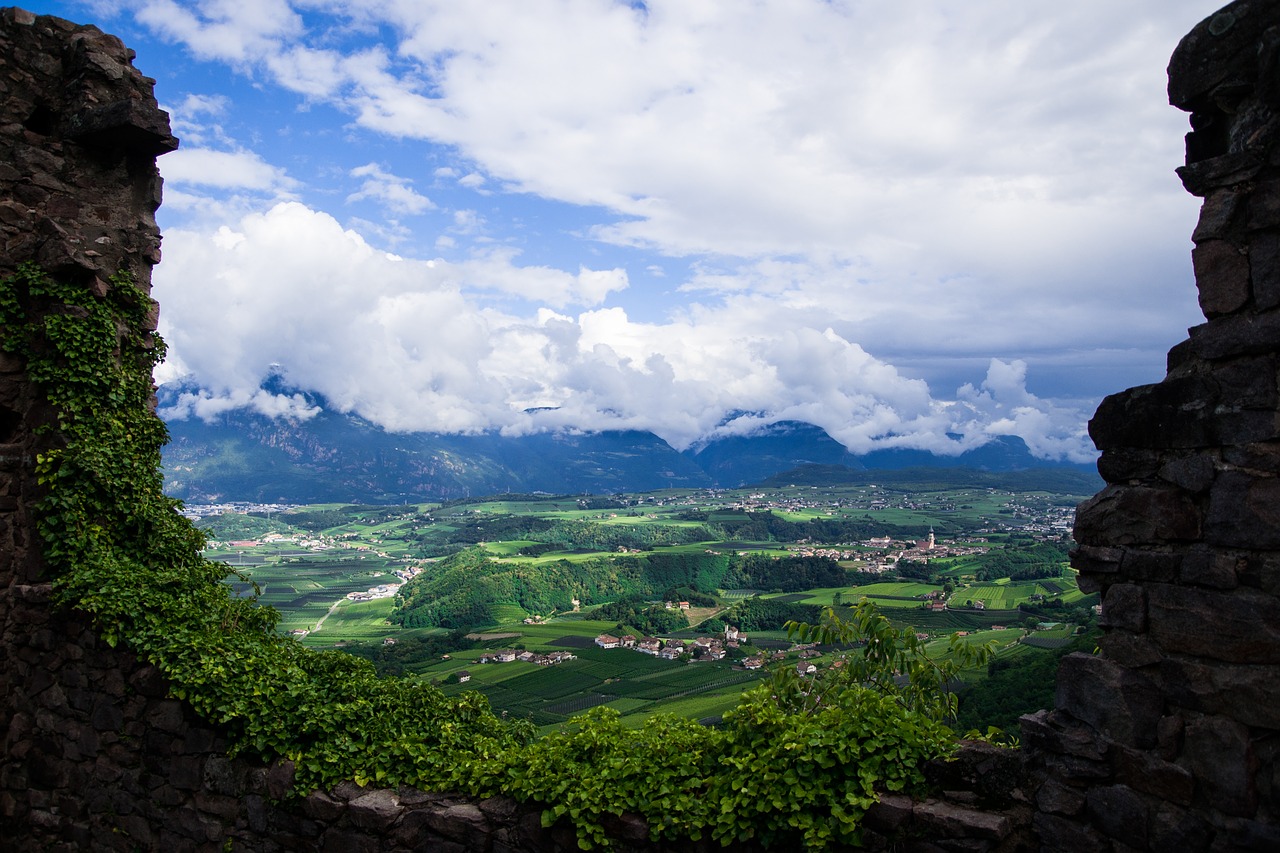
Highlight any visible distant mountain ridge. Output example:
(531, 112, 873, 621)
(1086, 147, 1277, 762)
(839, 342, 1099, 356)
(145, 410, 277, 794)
(159, 393, 1099, 503)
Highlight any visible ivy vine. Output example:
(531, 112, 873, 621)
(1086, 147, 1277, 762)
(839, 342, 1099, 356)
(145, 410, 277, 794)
(1, 263, 966, 850)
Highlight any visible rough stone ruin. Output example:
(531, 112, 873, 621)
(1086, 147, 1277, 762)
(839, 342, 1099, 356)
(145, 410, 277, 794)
(1, 1, 1278, 850)
(1031, 2, 1280, 849)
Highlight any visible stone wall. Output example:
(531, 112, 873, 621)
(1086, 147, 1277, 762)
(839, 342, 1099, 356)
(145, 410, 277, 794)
(0, 8, 1030, 852)
(1026, 2, 1280, 851)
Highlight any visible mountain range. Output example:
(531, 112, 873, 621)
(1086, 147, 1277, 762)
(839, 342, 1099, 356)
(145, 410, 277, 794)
(158, 387, 1099, 503)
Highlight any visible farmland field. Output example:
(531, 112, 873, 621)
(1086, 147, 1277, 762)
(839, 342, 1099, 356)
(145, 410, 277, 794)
(191, 477, 1094, 728)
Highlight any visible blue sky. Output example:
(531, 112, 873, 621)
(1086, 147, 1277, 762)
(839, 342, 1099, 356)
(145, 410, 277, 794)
(29, 1, 1225, 461)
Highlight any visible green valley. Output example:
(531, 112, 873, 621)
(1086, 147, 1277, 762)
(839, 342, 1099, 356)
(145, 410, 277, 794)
(193, 473, 1097, 733)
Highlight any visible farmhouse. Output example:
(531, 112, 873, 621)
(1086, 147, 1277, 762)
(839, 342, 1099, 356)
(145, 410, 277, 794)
(594, 634, 620, 649)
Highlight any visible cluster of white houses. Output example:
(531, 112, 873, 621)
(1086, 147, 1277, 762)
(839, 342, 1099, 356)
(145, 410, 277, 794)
(594, 625, 767, 667)
(474, 649, 577, 667)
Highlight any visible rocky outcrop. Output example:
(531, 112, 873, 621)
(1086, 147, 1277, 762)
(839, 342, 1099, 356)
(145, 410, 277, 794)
(1030, 2, 1280, 850)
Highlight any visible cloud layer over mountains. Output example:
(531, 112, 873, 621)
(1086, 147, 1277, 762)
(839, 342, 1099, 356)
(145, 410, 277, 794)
(48, 0, 1224, 464)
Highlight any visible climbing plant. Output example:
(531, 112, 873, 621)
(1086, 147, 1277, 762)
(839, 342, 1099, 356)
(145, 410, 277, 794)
(0, 263, 970, 850)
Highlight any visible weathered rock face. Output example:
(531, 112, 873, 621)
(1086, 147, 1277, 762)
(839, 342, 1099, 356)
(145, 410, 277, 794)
(1030, 2, 1280, 850)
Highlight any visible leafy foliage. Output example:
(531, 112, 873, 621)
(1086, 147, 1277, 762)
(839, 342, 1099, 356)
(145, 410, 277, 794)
(722, 554, 847, 592)
(595, 596, 688, 635)
(956, 633, 1095, 734)
(782, 602, 996, 721)
(0, 264, 529, 787)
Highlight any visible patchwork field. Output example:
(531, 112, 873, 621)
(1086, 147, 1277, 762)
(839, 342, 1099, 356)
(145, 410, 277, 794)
(193, 478, 1093, 728)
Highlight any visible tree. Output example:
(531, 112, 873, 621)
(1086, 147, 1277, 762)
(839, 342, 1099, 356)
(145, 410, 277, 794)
(775, 601, 995, 721)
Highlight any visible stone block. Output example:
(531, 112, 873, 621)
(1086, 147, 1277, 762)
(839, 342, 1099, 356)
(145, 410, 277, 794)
(1085, 784, 1149, 850)
(420, 801, 489, 845)
(1115, 747, 1194, 806)
(244, 793, 269, 834)
(1099, 584, 1146, 633)
(1158, 453, 1217, 493)
(1248, 180, 1280, 229)
(476, 795, 519, 822)
(128, 665, 169, 698)
(923, 740, 1025, 809)
(1220, 815, 1280, 852)
(266, 760, 295, 801)
(1182, 714, 1258, 817)
(63, 99, 177, 156)
(864, 792, 914, 832)
(1194, 188, 1244, 241)
(1249, 231, 1280, 310)
(166, 755, 202, 792)
(178, 725, 217, 755)
(1189, 311, 1280, 361)
(1237, 552, 1280, 596)
(1176, 153, 1264, 199)
(1179, 549, 1240, 589)
(193, 790, 241, 822)
(1147, 583, 1280, 663)
(1157, 714, 1184, 761)
(1205, 470, 1280, 549)
(1075, 485, 1201, 547)
(1055, 653, 1163, 750)
(1097, 631, 1163, 669)
(1149, 803, 1212, 853)
(320, 830, 380, 853)
(1193, 239, 1251, 316)
(202, 755, 242, 796)
(1090, 378, 1217, 449)
(912, 799, 1011, 840)
(348, 789, 402, 832)
(1032, 811, 1108, 853)
(146, 699, 185, 734)
(1215, 353, 1280, 408)
(301, 791, 345, 822)
(1222, 440, 1280, 472)
(1036, 778, 1086, 817)
(1020, 709, 1110, 762)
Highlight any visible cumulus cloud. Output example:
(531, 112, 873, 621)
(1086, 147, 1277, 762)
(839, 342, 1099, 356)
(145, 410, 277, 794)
(154, 203, 1094, 459)
(161, 148, 297, 192)
(136, 0, 303, 63)
(346, 162, 435, 215)
(109, 0, 1225, 463)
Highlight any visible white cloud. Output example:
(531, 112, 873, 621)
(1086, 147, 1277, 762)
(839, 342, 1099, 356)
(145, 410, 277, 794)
(137, 0, 303, 63)
(123, 0, 1227, 462)
(346, 162, 434, 214)
(154, 203, 1094, 458)
(161, 147, 297, 192)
